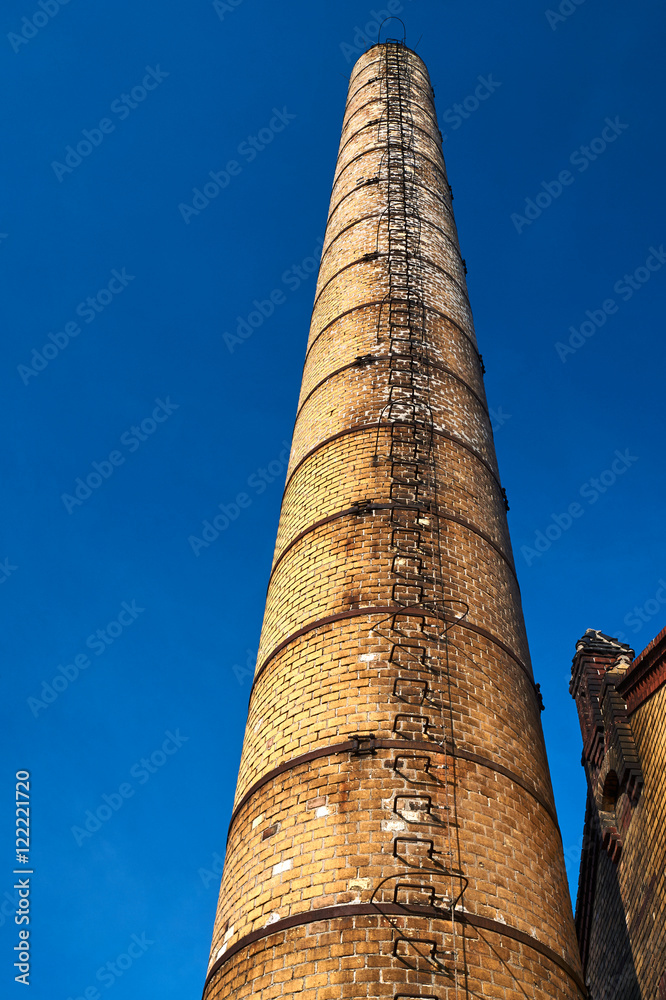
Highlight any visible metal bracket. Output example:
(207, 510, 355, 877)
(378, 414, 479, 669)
(393, 836, 435, 862)
(395, 995, 441, 1000)
(393, 713, 431, 741)
(393, 754, 435, 784)
(393, 882, 436, 907)
(394, 794, 433, 820)
(535, 682, 545, 712)
(351, 498, 374, 515)
(350, 732, 377, 757)
(393, 935, 440, 964)
(393, 677, 428, 704)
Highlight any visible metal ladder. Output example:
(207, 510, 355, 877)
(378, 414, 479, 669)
(370, 42, 468, 999)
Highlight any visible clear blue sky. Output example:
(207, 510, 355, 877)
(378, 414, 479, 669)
(1, 0, 665, 996)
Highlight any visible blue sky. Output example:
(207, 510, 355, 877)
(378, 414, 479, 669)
(1, 0, 665, 996)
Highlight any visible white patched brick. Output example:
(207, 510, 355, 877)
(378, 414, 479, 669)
(381, 819, 407, 832)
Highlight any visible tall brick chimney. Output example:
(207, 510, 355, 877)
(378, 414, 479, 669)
(202, 41, 585, 999)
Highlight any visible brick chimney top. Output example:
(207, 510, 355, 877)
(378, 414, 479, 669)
(574, 628, 634, 657)
(570, 629, 634, 699)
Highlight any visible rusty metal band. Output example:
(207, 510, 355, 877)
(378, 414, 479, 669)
(313, 249, 471, 331)
(346, 80, 437, 134)
(348, 64, 434, 109)
(348, 54, 385, 90)
(347, 53, 435, 108)
(345, 72, 436, 122)
(296, 353, 487, 423)
(349, 46, 431, 86)
(347, 60, 432, 97)
(350, 66, 437, 119)
(304, 297, 478, 368)
(312, 245, 469, 318)
(202, 901, 585, 998)
(332, 134, 447, 192)
(341, 93, 440, 146)
(329, 148, 452, 226)
(365, 41, 431, 72)
(342, 88, 438, 131)
(283, 422, 501, 498)
(250, 605, 533, 698)
(226, 738, 560, 845)
(336, 116, 446, 176)
(268, 502, 517, 591)
(321, 209, 462, 283)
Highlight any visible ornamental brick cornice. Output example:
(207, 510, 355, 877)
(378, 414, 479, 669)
(570, 630, 642, 865)
(569, 629, 634, 770)
(569, 628, 634, 700)
(618, 623, 666, 714)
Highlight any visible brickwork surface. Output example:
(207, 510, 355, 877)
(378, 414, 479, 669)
(203, 43, 584, 999)
(571, 629, 666, 998)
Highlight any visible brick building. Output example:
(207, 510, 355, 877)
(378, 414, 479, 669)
(570, 627, 666, 997)
(201, 41, 585, 999)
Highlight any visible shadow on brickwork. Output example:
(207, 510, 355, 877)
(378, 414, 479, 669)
(577, 794, 640, 999)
